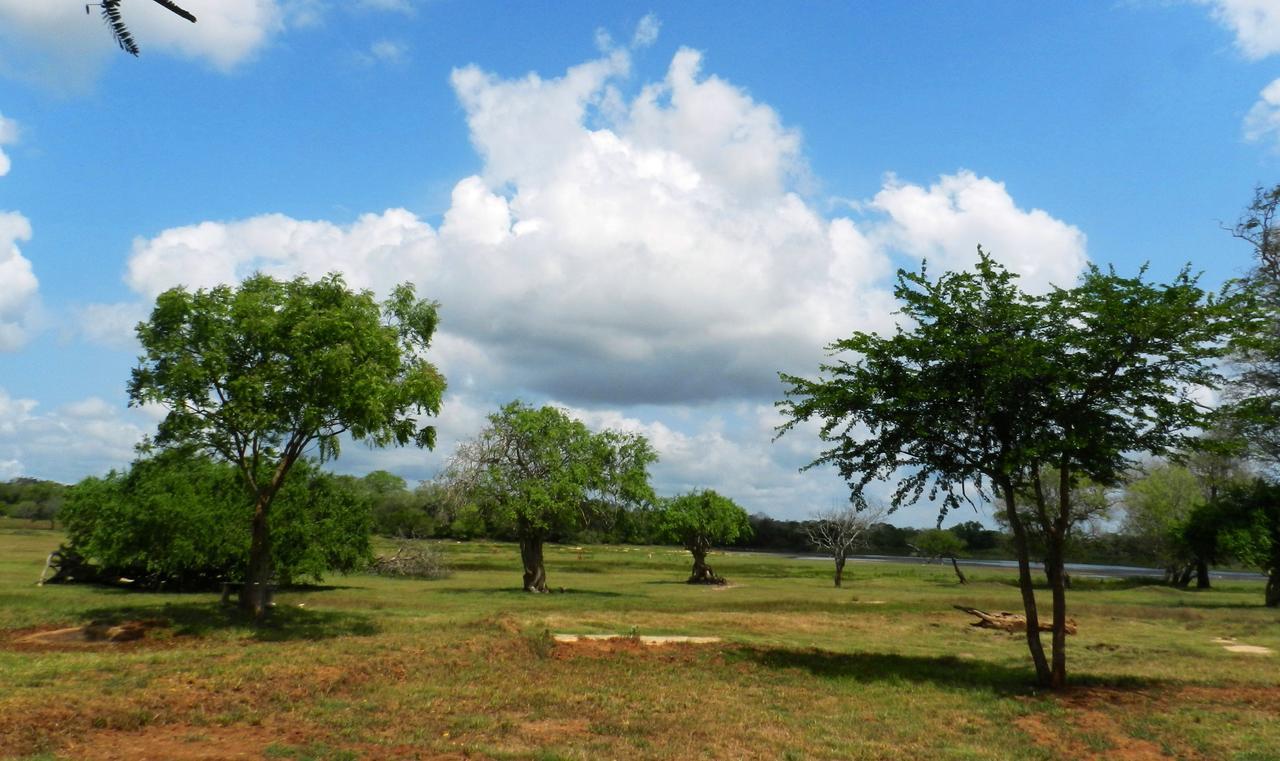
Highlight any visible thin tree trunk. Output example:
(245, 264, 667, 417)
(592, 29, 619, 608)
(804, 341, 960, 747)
(1045, 533, 1068, 689)
(949, 556, 967, 584)
(519, 534, 548, 592)
(239, 492, 273, 618)
(1196, 559, 1211, 589)
(1001, 482, 1052, 687)
(834, 554, 845, 587)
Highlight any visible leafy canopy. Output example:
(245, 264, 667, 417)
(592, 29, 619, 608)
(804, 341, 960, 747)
(779, 251, 1241, 520)
(448, 401, 657, 537)
(129, 273, 445, 490)
(659, 490, 752, 551)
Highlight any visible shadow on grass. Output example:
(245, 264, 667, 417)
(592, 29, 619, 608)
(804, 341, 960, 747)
(736, 645, 1158, 695)
(77, 601, 379, 642)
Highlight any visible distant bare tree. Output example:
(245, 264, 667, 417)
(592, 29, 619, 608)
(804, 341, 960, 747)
(95, 0, 197, 57)
(806, 503, 884, 587)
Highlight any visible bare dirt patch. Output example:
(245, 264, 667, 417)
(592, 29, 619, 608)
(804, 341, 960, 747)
(552, 633, 720, 645)
(1212, 637, 1274, 655)
(59, 725, 291, 761)
(7, 620, 172, 651)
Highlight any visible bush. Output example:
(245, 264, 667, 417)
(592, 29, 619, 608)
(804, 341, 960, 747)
(59, 451, 372, 589)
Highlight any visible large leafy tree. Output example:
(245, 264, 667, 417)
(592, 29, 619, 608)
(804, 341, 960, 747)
(1202, 479, 1280, 606)
(658, 490, 752, 585)
(445, 401, 656, 592)
(129, 273, 445, 616)
(779, 252, 1238, 688)
(59, 451, 372, 589)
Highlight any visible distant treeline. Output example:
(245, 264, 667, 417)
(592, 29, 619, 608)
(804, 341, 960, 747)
(6, 470, 1166, 569)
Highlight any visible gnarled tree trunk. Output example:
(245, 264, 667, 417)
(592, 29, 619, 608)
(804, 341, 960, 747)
(1196, 559, 1211, 589)
(520, 534, 548, 592)
(687, 539, 725, 585)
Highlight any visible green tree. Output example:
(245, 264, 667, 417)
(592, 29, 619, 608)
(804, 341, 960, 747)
(779, 252, 1238, 688)
(1121, 462, 1205, 585)
(914, 527, 968, 583)
(1208, 480, 1280, 606)
(128, 273, 445, 616)
(444, 401, 656, 592)
(658, 490, 752, 585)
(59, 451, 371, 588)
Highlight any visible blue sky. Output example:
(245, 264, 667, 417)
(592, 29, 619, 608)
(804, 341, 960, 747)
(1, 0, 1278, 526)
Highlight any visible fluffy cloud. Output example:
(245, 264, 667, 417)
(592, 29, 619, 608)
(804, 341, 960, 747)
(0, 111, 15, 177)
(869, 171, 1088, 293)
(0, 113, 38, 351)
(0, 0, 287, 89)
(1200, 0, 1280, 59)
(85, 37, 1087, 518)
(1245, 77, 1280, 147)
(0, 388, 145, 482)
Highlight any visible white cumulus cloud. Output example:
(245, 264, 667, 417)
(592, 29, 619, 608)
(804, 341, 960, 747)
(0, 0, 284, 90)
(83, 33, 1088, 516)
(868, 171, 1088, 293)
(0, 388, 145, 482)
(1245, 76, 1280, 147)
(0, 113, 39, 351)
(1200, 0, 1280, 59)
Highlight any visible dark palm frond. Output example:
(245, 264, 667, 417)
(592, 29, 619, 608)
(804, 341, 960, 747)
(100, 0, 140, 56)
(150, 0, 197, 23)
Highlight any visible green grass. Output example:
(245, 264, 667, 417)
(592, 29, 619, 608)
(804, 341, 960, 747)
(2, 529, 1279, 760)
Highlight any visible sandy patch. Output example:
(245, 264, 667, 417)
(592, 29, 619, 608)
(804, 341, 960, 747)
(553, 633, 720, 645)
(1212, 637, 1274, 655)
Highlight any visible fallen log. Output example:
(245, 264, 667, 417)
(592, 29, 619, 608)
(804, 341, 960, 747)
(953, 606, 1076, 635)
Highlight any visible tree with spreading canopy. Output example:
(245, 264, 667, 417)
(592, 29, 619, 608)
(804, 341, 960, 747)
(805, 502, 884, 587)
(658, 490, 752, 585)
(128, 273, 445, 617)
(778, 251, 1239, 688)
(444, 401, 656, 592)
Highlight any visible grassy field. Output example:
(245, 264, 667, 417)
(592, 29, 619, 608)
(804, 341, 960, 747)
(2, 528, 1278, 760)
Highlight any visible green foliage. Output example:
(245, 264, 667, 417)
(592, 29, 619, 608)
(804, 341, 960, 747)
(779, 251, 1242, 686)
(0, 478, 66, 525)
(127, 273, 444, 610)
(1196, 479, 1280, 604)
(914, 528, 965, 558)
(779, 251, 1241, 520)
(1121, 463, 1203, 572)
(59, 451, 372, 588)
(658, 490, 752, 551)
(449, 401, 657, 540)
(130, 274, 445, 467)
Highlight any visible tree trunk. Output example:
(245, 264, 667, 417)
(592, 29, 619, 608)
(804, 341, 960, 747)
(1267, 570, 1280, 608)
(1044, 530, 1068, 690)
(687, 541, 725, 585)
(519, 534, 548, 592)
(1196, 559, 1211, 589)
(239, 493, 273, 618)
(1175, 562, 1195, 589)
(949, 556, 967, 584)
(834, 554, 846, 587)
(1000, 483, 1052, 687)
